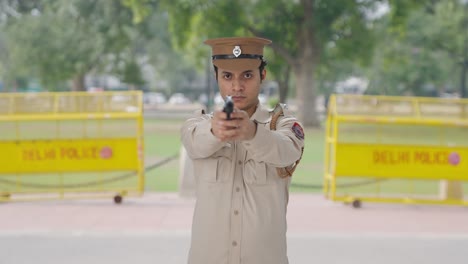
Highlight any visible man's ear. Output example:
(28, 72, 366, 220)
(261, 69, 267, 81)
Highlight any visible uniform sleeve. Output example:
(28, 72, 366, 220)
(241, 115, 304, 167)
(180, 114, 225, 160)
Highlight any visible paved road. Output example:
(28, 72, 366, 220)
(1, 193, 468, 264)
(1, 232, 467, 264)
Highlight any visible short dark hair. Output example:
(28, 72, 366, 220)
(213, 59, 268, 81)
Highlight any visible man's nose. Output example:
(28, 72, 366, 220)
(231, 78, 244, 91)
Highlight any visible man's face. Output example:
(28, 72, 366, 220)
(216, 67, 266, 117)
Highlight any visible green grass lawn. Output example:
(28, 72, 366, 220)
(143, 118, 183, 192)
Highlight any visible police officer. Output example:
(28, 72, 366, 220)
(181, 37, 305, 264)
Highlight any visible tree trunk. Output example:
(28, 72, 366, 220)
(278, 80, 288, 104)
(295, 0, 320, 127)
(278, 65, 290, 104)
(72, 74, 86, 91)
(294, 61, 319, 127)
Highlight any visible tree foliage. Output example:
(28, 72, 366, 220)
(366, 0, 466, 97)
(1, 0, 153, 91)
(0, 0, 464, 110)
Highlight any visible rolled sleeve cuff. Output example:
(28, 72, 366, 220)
(195, 119, 221, 146)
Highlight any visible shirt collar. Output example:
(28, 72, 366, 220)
(250, 103, 272, 124)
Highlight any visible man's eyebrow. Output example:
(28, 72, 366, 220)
(220, 70, 255, 75)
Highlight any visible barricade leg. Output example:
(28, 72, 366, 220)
(439, 180, 463, 200)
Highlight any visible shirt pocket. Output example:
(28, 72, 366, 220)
(213, 147, 232, 183)
(243, 160, 267, 185)
(196, 147, 232, 183)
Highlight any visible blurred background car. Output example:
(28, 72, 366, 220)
(144, 92, 167, 105)
(168, 93, 191, 104)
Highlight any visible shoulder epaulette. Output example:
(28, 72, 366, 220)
(270, 103, 286, 131)
(270, 103, 303, 179)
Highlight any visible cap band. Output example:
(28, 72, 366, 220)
(212, 54, 264, 60)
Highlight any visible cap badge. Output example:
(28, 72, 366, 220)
(233, 45, 242, 57)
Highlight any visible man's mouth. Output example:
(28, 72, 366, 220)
(231, 96, 244, 101)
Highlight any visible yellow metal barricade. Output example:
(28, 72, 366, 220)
(324, 94, 468, 208)
(0, 91, 144, 203)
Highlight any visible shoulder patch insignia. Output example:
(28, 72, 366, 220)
(292, 122, 304, 140)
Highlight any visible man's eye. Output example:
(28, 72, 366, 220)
(223, 74, 231, 79)
(244, 73, 253, 78)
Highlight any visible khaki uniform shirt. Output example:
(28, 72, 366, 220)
(181, 104, 305, 264)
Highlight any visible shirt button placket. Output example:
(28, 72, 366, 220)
(229, 152, 244, 264)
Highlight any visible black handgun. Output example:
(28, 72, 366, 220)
(223, 96, 234, 120)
